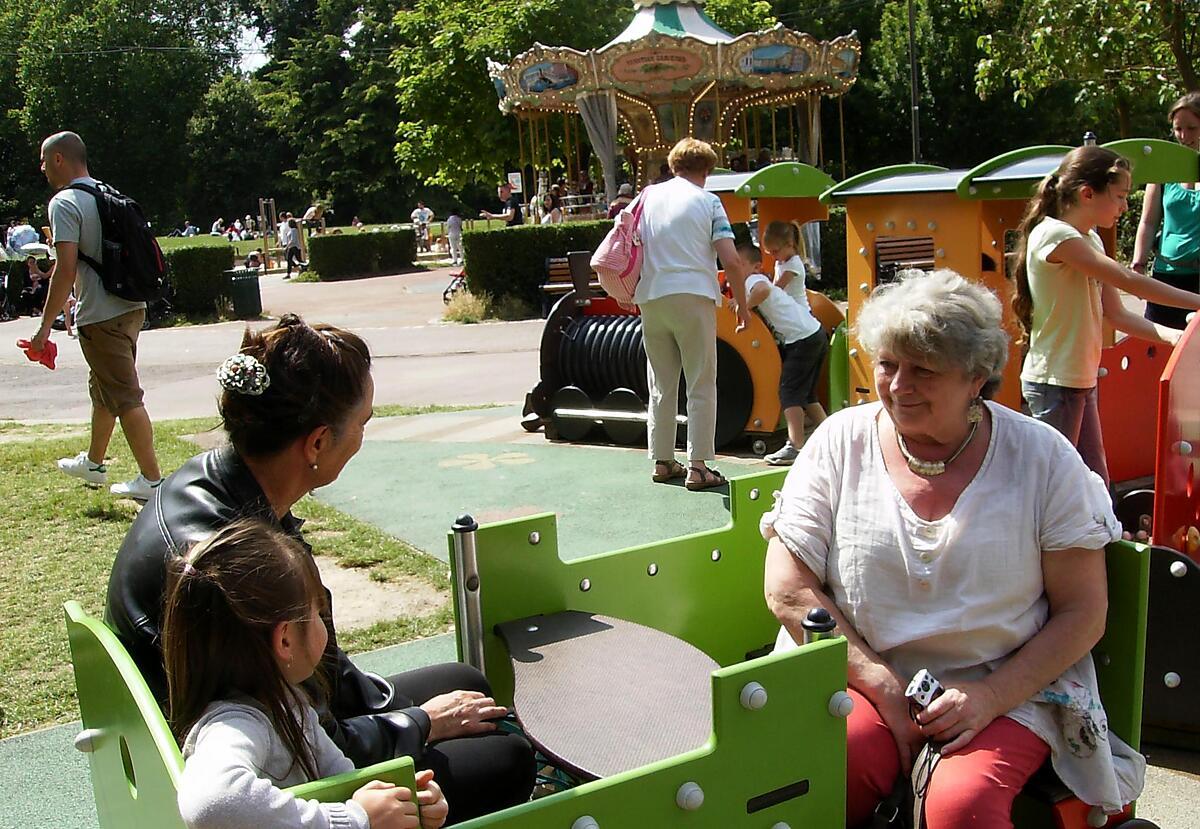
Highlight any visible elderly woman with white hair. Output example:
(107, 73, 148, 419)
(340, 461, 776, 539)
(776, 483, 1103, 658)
(762, 270, 1144, 828)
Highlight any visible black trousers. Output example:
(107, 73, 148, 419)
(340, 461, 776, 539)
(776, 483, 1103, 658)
(286, 246, 305, 277)
(388, 662, 536, 825)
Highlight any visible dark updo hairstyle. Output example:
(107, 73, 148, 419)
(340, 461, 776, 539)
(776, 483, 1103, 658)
(1011, 145, 1131, 339)
(219, 314, 371, 458)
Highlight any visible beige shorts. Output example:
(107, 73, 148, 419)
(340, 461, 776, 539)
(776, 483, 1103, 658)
(78, 309, 146, 416)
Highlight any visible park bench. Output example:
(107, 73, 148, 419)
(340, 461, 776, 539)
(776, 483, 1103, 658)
(540, 251, 601, 315)
(874, 235, 935, 284)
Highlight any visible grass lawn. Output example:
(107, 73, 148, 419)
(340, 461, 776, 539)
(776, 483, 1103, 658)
(157, 223, 440, 259)
(0, 410, 469, 739)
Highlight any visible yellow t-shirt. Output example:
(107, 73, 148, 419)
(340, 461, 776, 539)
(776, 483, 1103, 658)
(1020, 217, 1105, 389)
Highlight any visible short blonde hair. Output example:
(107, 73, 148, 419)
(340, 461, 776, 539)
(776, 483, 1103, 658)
(668, 138, 718, 176)
(855, 269, 1008, 387)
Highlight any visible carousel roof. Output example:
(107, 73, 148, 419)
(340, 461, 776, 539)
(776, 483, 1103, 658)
(487, 0, 861, 116)
(607, 1, 734, 47)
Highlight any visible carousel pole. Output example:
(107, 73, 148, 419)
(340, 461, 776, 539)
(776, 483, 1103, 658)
(838, 95, 847, 180)
(517, 113, 525, 196)
(771, 107, 777, 159)
(562, 113, 571, 185)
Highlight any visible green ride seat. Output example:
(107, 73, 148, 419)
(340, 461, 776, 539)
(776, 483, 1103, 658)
(63, 601, 418, 829)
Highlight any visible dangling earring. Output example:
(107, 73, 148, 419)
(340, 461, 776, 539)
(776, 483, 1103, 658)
(967, 396, 984, 424)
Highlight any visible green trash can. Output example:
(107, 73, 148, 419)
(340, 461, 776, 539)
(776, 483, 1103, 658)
(225, 268, 262, 319)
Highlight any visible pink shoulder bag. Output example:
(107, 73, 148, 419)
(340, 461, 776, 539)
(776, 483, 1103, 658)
(591, 188, 650, 304)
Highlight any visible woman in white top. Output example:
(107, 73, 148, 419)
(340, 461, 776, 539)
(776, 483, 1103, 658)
(763, 270, 1144, 829)
(635, 138, 749, 491)
(537, 194, 563, 225)
(1013, 144, 1200, 484)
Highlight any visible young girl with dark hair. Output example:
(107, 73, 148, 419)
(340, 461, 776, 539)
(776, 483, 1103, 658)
(1132, 90, 1200, 329)
(1014, 145, 1200, 483)
(165, 519, 449, 829)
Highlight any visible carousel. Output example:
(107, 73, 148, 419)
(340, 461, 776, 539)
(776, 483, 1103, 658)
(487, 0, 861, 198)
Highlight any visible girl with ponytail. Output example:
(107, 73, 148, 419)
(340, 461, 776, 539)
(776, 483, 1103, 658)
(1015, 145, 1200, 483)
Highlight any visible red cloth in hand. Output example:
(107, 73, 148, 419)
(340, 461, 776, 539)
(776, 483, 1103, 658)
(16, 338, 57, 370)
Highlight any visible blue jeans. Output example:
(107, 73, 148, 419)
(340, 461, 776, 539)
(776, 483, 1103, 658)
(1021, 381, 1109, 486)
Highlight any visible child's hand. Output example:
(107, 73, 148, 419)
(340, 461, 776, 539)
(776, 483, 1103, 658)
(415, 769, 449, 829)
(352, 780, 420, 829)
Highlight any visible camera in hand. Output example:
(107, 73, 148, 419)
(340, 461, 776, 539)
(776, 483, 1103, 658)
(904, 668, 945, 711)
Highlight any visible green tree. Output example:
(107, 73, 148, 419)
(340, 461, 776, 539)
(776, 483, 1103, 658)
(389, 0, 629, 190)
(184, 74, 302, 226)
(15, 0, 241, 224)
(0, 9, 43, 222)
(869, 0, 1084, 168)
(260, 0, 421, 217)
(975, 0, 1199, 137)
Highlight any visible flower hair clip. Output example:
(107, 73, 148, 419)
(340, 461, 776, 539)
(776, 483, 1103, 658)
(217, 353, 271, 396)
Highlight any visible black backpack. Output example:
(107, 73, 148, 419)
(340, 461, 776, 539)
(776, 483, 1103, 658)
(62, 181, 166, 303)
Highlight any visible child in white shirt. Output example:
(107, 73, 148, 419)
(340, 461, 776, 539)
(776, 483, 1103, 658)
(737, 242, 828, 465)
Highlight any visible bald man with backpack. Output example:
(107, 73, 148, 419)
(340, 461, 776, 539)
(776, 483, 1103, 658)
(33, 131, 165, 501)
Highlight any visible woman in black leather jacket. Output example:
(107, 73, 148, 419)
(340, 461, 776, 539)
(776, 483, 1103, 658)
(105, 314, 534, 824)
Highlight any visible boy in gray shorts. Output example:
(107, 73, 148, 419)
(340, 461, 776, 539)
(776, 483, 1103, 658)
(736, 243, 828, 465)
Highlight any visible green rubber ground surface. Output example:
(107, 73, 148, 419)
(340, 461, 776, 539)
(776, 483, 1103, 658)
(317, 440, 741, 562)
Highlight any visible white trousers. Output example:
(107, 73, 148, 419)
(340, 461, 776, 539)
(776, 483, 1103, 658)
(640, 293, 718, 463)
(448, 232, 463, 264)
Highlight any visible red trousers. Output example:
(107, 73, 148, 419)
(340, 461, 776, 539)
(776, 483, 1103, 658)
(845, 688, 1050, 829)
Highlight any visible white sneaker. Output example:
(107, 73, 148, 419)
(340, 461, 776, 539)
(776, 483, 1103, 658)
(57, 451, 108, 484)
(110, 474, 162, 502)
(765, 441, 800, 466)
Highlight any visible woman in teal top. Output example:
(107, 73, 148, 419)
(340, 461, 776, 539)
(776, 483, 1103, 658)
(1133, 90, 1200, 329)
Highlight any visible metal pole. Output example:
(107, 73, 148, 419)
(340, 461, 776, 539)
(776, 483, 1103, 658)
(451, 515, 486, 673)
(907, 0, 921, 163)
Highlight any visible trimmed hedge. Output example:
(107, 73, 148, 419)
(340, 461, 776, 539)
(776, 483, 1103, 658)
(164, 244, 234, 313)
(462, 221, 611, 304)
(461, 213, 849, 302)
(307, 229, 416, 281)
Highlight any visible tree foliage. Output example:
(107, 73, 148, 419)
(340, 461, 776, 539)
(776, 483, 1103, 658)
(14, 0, 241, 223)
(184, 74, 302, 226)
(975, 0, 1199, 136)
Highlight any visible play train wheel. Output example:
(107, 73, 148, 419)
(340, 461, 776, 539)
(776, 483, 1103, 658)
(599, 389, 647, 446)
(549, 386, 594, 442)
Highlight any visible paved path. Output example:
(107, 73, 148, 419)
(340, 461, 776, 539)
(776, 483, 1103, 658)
(0, 267, 540, 422)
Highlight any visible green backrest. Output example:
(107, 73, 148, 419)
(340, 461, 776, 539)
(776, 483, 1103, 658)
(1094, 540, 1151, 750)
(65, 601, 188, 829)
(828, 321, 849, 414)
(450, 469, 789, 706)
(63, 602, 417, 828)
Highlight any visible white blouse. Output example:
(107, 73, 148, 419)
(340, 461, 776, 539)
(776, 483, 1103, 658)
(762, 401, 1144, 812)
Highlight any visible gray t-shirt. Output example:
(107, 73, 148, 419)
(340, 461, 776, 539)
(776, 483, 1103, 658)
(47, 176, 145, 327)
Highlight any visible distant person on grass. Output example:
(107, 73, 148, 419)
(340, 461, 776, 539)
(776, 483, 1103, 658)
(34, 130, 163, 501)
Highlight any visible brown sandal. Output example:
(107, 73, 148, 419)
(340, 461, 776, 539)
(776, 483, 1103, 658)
(685, 465, 728, 491)
(652, 459, 687, 483)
